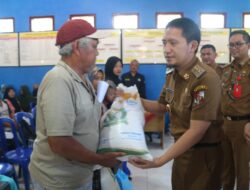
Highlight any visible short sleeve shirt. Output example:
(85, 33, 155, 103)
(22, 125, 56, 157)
(159, 58, 222, 141)
(29, 61, 102, 190)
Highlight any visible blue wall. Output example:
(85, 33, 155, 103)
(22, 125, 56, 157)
(0, 0, 249, 99)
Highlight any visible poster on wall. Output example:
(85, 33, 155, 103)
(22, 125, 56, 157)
(96, 29, 121, 64)
(0, 33, 18, 67)
(20, 31, 60, 66)
(122, 29, 165, 64)
(199, 28, 230, 64)
(232, 28, 250, 56)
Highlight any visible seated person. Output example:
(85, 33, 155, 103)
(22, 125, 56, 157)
(18, 85, 34, 112)
(88, 67, 104, 92)
(4, 87, 21, 118)
(0, 98, 10, 118)
(0, 97, 15, 150)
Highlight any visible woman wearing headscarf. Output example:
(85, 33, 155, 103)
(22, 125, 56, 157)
(4, 86, 21, 118)
(104, 56, 123, 86)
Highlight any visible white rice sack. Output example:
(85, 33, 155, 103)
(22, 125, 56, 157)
(97, 84, 152, 161)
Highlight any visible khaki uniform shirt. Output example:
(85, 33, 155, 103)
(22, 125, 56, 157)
(29, 61, 101, 190)
(221, 58, 250, 116)
(209, 62, 223, 77)
(159, 58, 222, 143)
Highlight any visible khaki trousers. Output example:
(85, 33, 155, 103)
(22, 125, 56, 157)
(221, 134, 235, 190)
(223, 120, 250, 190)
(172, 145, 222, 190)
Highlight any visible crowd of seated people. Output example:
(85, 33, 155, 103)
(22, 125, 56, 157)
(0, 84, 38, 118)
(0, 84, 38, 189)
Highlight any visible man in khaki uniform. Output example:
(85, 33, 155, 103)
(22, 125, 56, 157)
(200, 43, 235, 189)
(130, 18, 222, 190)
(200, 44, 223, 76)
(245, 124, 250, 144)
(29, 19, 123, 190)
(221, 30, 250, 190)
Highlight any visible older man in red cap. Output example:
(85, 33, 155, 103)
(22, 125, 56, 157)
(29, 19, 123, 190)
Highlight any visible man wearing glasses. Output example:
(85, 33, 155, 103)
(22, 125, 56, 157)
(221, 30, 250, 190)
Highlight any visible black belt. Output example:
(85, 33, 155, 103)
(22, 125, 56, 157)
(193, 142, 221, 149)
(224, 115, 250, 121)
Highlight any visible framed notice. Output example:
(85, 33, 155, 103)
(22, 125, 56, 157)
(122, 29, 165, 64)
(199, 28, 230, 64)
(96, 29, 121, 64)
(0, 33, 18, 66)
(20, 31, 60, 66)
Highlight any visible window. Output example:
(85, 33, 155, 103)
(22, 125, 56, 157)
(113, 14, 138, 29)
(30, 16, 54, 32)
(243, 13, 250, 28)
(0, 18, 14, 33)
(200, 13, 225, 28)
(70, 14, 96, 27)
(156, 13, 182, 28)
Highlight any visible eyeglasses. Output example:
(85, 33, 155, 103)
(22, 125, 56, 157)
(227, 42, 247, 49)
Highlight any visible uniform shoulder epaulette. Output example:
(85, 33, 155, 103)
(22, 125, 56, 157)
(191, 65, 206, 78)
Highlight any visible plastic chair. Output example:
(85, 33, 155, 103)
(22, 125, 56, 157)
(14, 112, 36, 147)
(29, 102, 36, 110)
(0, 117, 32, 190)
(0, 163, 19, 189)
(31, 107, 36, 131)
(0, 174, 18, 190)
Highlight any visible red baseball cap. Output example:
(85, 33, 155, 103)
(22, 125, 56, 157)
(56, 19, 105, 46)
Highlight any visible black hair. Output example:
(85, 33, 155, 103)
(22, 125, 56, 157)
(104, 56, 123, 86)
(229, 30, 250, 42)
(166, 18, 201, 43)
(200, 44, 216, 52)
(166, 17, 201, 45)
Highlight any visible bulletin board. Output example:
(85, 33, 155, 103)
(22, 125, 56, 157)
(96, 29, 121, 64)
(19, 31, 60, 66)
(122, 29, 165, 64)
(199, 28, 230, 64)
(0, 33, 18, 67)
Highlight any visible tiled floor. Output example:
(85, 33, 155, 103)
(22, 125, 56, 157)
(130, 134, 250, 190)
(129, 133, 174, 190)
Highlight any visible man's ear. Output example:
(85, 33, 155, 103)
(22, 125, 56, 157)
(189, 40, 199, 53)
(215, 52, 218, 58)
(72, 41, 80, 56)
(247, 41, 250, 49)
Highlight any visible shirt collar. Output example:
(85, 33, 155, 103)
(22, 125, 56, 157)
(57, 60, 84, 83)
(57, 61, 96, 103)
(232, 57, 250, 67)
